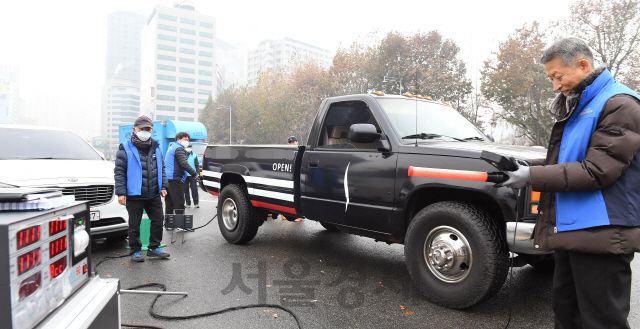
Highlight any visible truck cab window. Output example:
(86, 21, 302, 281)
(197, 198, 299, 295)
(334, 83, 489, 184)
(318, 101, 381, 150)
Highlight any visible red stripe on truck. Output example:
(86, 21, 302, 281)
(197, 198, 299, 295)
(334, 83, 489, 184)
(250, 200, 297, 215)
(408, 166, 489, 182)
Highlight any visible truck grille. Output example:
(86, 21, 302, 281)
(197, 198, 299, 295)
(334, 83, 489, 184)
(59, 185, 114, 207)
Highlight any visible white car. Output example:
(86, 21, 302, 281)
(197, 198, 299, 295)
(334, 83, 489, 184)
(0, 124, 129, 240)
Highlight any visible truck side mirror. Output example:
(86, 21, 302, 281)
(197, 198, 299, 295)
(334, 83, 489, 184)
(349, 124, 379, 143)
(377, 140, 391, 152)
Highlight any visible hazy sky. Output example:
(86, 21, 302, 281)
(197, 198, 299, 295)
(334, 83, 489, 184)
(0, 0, 573, 139)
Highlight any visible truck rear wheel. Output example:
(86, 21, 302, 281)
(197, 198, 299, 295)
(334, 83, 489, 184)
(217, 184, 260, 244)
(404, 201, 508, 309)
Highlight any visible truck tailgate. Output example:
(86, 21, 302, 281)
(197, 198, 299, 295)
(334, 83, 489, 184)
(202, 145, 298, 215)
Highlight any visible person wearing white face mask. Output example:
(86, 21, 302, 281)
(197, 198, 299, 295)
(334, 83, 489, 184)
(182, 142, 201, 208)
(164, 131, 199, 225)
(114, 115, 170, 262)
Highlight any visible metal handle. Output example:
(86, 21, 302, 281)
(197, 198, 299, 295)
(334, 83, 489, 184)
(309, 160, 319, 168)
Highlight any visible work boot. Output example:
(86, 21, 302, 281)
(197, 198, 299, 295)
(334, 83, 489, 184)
(147, 248, 170, 259)
(131, 251, 144, 262)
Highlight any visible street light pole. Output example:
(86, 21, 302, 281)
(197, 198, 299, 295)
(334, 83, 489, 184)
(217, 105, 232, 144)
(383, 76, 403, 95)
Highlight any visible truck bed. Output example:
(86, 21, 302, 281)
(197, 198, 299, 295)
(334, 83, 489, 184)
(202, 145, 299, 215)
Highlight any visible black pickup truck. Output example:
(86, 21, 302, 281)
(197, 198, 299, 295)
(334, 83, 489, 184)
(201, 93, 548, 309)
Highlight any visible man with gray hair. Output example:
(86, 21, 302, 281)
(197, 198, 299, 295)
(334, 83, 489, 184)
(502, 37, 640, 328)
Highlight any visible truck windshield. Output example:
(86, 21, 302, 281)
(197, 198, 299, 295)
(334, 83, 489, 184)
(0, 128, 102, 160)
(190, 142, 207, 157)
(376, 98, 487, 143)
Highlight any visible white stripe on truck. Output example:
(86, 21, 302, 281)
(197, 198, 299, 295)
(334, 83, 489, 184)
(202, 169, 294, 202)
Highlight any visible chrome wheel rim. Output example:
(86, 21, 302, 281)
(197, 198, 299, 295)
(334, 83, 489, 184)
(222, 198, 238, 231)
(424, 225, 473, 283)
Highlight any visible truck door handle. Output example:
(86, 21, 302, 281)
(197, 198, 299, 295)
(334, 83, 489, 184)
(308, 160, 319, 168)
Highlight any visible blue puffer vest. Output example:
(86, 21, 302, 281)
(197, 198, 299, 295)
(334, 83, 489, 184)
(556, 69, 640, 232)
(166, 142, 187, 182)
(123, 140, 164, 196)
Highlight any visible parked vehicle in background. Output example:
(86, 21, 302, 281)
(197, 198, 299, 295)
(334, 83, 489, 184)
(0, 124, 129, 240)
(201, 93, 549, 309)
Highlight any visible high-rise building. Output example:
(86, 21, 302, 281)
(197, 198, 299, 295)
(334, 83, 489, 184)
(0, 65, 20, 124)
(216, 38, 245, 95)
(101, 11, 145, 158)
(101, 81, 140, 157)
(246, 38, 333, 87)
(106, 12, 146, 83)
(140, 1, 216, 122)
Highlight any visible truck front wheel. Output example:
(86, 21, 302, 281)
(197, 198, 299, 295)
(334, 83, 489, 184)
(404, 201, 508, 309)
(217, 184, 260, 244)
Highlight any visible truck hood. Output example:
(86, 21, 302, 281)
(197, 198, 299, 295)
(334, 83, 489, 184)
(0, 160, 115, 187)
(401, 142, 547, 160)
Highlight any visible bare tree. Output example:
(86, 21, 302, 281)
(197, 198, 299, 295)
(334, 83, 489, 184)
(560, 0, 640, 90)
(481, 22, 556, 146)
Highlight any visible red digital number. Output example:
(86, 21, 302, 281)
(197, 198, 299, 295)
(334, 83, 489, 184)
(50, 256, 67, 279)
(49, 220, 67, 236)
(49, 236, 67, 258)
(17, 248, 41, 276)
(17, 226, 41, 250)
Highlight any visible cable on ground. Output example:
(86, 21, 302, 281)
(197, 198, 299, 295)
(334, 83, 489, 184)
(96, 214, 218, 274)
(124, 282, 302, 328)
(121, 323, 165, 329)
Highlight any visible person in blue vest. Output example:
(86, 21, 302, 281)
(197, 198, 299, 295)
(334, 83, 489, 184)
(503, 38, 640, 328)
(182, 142, 201, 208)
(164, 131, 199, 225)
(114, 115, 170, 262)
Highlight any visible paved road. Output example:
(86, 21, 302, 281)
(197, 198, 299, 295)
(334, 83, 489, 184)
(91, 196, 640, 329)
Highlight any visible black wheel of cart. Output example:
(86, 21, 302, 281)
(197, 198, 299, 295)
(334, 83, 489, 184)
(404, 201, 509, 309)
(217, 184, 260, 244)
(319, 222, 340, 232)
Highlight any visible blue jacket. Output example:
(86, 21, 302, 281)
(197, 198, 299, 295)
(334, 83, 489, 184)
(554, 69, 640, 232)
(114, 139, 168, 199)
(165, 142, 198, 182)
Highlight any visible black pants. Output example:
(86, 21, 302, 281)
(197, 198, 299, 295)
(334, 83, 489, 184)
(183, 176, 199, 206)
(165, 179, 185, 221)
(553, 249, 634, 329)
(125, 196, 164, 253)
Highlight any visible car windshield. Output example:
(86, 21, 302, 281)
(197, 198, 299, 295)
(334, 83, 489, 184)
(0, 128, 102, 160)
(375, 98, 487, 143)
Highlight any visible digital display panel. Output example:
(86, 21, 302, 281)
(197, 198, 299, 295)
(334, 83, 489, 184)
(17, 225, 41, 250)
(19, 272, 41, 301)
(18, 248, 41, 276)
(49, 236, 67, 258)
(50, 256, 67, 279)
(49, 220, 67, 236)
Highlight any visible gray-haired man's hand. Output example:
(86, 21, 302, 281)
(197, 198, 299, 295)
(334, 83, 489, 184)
(503, 160, 531, 189)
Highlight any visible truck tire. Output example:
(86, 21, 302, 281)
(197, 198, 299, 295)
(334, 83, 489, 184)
(319, 222, 340, 232)
(404, 201, 508, 309)
(217, 184, 260, 244)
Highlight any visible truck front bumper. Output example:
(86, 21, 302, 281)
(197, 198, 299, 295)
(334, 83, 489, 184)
(505, 222, 553, 255)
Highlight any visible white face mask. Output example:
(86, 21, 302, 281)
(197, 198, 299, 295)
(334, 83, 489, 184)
(186, 148, 192, 153)
(179, 140, 190, 147)
(137, 130, 151, 141)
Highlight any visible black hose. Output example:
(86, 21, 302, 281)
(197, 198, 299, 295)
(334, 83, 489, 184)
(124, 282, 302, 328)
